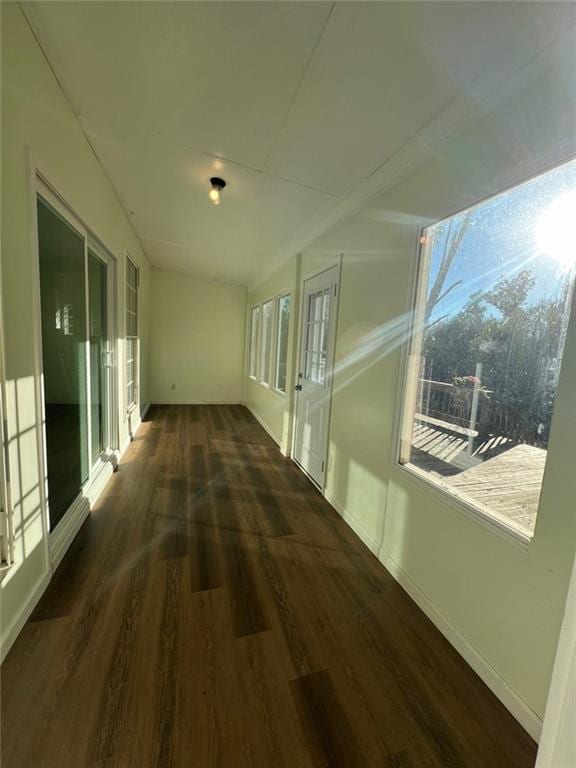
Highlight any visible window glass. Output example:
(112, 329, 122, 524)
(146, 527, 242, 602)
(88, 250, 108, 461)
(400, 159, 576, 538)
(126, 256, 139, 409)
(249, 306, 260, 378)
(37, 197, 88, 529)
(304, 288, 331, 385)
(274, 294, 291, 392)
(259, 300, 273, 385)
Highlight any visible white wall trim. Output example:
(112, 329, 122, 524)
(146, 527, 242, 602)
(0, 568, 51, 664)
(324, 490, 542, 741)
(324, 491, 380, 557)
(50, 494, 91, 571)
(151, 399, 241, 406)
(376, 545, 543, 741)
(243, 402, 286, 453)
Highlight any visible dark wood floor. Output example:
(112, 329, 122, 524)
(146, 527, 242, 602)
(1, 405, 536, 767)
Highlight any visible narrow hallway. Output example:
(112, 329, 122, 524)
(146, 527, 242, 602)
(1, 405, 535, 767)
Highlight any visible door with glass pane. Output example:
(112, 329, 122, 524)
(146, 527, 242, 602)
(37, 190, 113, 531)
(293, 265, 340, 488)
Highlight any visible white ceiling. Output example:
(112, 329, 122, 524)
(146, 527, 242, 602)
(24, 1, 576, 286)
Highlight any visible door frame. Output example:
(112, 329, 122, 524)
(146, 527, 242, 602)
(88, 236, 118, 470)
(291, 256, 342, 492)
(29, 154, 119, 566)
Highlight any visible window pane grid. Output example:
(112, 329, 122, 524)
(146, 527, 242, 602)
(304, 289, 330, 385)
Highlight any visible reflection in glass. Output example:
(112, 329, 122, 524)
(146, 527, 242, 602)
(275, 294, 291, 392)
(259, 300, 273, 385)
(89, 251, 108, 463)
(37, 198, 88, 530)
(305, 288, 331, 385)
(249, 306, 259, 378)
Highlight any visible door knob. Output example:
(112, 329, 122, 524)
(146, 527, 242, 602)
(295, 384, 302, 391)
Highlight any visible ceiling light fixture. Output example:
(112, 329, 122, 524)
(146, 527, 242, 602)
(209, 176, 227, 206)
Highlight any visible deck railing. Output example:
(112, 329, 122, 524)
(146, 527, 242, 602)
(417, 378, 547, 447)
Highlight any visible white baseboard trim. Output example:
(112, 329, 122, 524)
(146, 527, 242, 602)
(322, 490, 542, 742)
(376, 545, 542, 741)
(50, 494, 90, 571)
(243, 403, 283, 451)
(0, 568, 51, 663)
(323, 491, 380, 557)
(151, 399, 241, 405)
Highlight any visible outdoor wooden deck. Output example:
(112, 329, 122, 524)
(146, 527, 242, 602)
(410, 419, 546, 535)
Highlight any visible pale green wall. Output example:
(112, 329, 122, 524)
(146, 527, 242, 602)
(246, 29, 576, 721)
(151, 268, 246, 404)
(244, 258, 299, 453)
(1, 4, 151, 651)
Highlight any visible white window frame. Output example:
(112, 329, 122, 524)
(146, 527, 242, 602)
(248, 305, 260, 380)
(125, 254, 139, 414)
(258, 299, 274, 388)
(394, 170, 576, 547)
(396, 231, 535, 547)
(273, 293, 291, 396)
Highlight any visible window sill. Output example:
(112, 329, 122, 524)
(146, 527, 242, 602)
(272, 388, 287, 398)
(394, 461, 533, 550)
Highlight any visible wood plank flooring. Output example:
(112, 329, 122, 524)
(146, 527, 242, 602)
(1, 405, 537, 767)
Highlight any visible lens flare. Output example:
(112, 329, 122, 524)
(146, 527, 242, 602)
(535, 190, 576, 271)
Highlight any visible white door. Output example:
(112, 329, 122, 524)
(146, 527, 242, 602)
(293, 264, 339, 488)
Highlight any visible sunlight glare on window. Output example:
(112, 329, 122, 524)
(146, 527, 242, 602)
(535, 190, 576, 272)
(399, 158, 576, 539)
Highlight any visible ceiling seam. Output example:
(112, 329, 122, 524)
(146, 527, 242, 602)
(143, 134, 339, 197)
(260, 0, 337, 173)
(150, 263, 247, 289)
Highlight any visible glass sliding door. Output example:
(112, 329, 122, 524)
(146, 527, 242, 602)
(37, 197, 89, 530)
(37, 189, 115, 533)
(88, 249, 108, 464)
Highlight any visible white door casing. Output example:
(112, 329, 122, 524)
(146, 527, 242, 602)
(293, 264, 340, 488)
(34, 175, 118, 545)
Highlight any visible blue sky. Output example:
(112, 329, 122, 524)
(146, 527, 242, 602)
(428, 158, 576, 322)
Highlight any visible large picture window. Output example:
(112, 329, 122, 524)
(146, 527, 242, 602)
(125, 255, 139, 411)
(274, 294, 291, 393)
(258, 299, 274, 386)
(399, 159, 576, 539)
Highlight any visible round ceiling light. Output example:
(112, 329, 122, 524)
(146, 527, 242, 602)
(209, 177, 227, 206)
